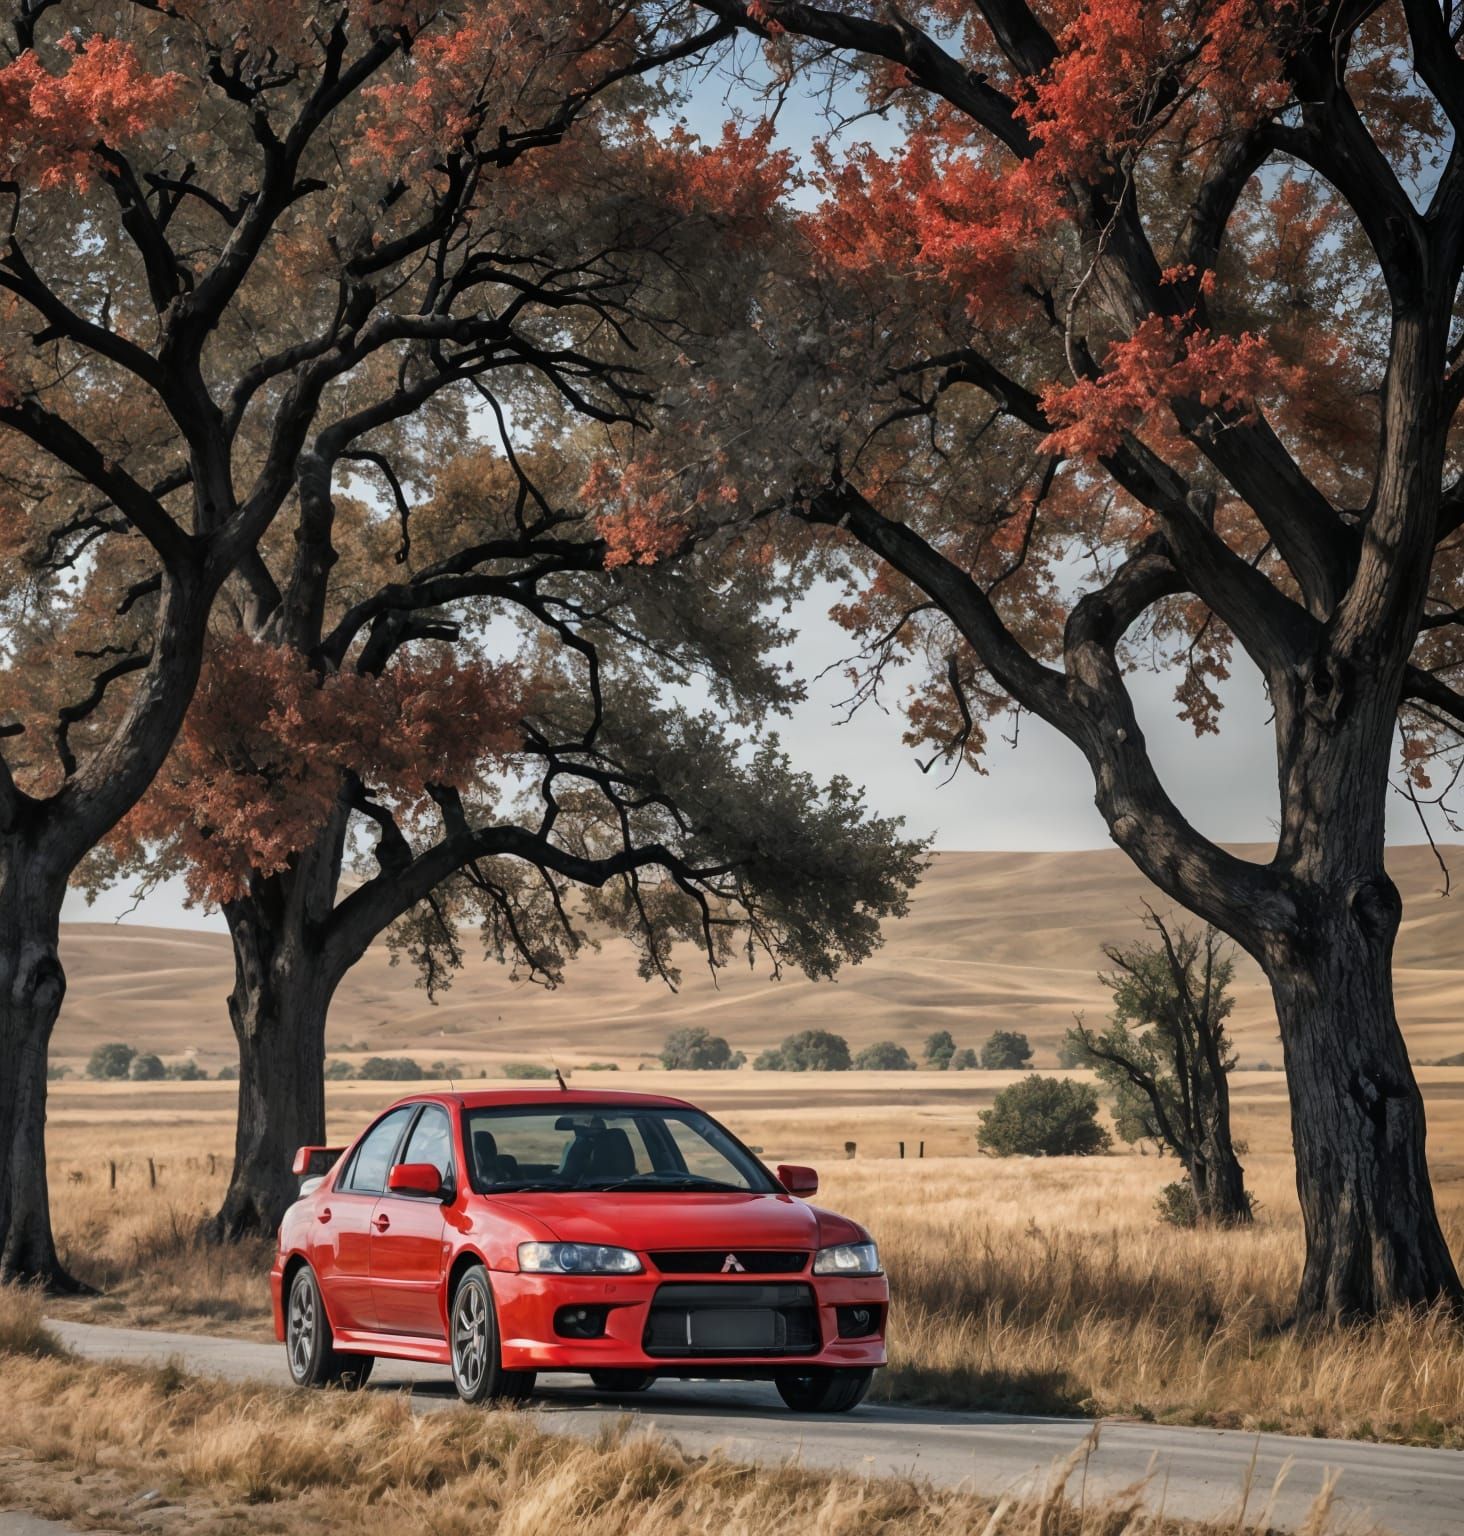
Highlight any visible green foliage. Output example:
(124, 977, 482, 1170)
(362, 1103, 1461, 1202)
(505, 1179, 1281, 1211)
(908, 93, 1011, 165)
(502, 1062, 554, 1080)
(979, 1030, 1033, 1070)
(580, 1062, 619, 1071)
(659, 1028, 744, 1070)
(753, 1029, 851, 1071)
(977, 1075, 1112, 1157)
(167, 1059, 207, 1081)
(853, 1040, 915, 1070)
(1155, 1180, 1200, 1228)
(87, 1043, 136, 1080)
(128, 1053, 166, 1081)
(950, 1047, 978, 1070)
(216, 1064, 239, 1081)
(357, 1056, 425, 1081)
(923, 1030, 956, 1070)
(324, 1059, 357, 1081)
(1054, 1034, 1091, 1069)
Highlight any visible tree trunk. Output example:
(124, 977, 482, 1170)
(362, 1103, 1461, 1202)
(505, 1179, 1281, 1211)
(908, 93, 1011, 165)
(0, 843, 82, 1289)
(1266, 877, 1462, 1320)
(1199, 1136, 1251, 1226)
(202, 898, 331, 1242)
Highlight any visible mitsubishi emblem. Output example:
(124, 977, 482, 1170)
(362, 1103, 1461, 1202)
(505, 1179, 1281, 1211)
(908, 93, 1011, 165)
(720, 1252, 746, 1274)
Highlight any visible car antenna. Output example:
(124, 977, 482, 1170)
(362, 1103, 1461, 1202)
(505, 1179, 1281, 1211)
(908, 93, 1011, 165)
(554, 1064, 569, 1092)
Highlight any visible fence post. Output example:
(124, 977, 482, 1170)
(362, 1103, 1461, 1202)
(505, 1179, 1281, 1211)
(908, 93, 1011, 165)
(108, 1160, 116, 1191)
(147, 1157, 156, 1189)
(844, 1141, 856, 1159)
(898, 1140, 905, 1159)
(919, 1140, 925, 1159)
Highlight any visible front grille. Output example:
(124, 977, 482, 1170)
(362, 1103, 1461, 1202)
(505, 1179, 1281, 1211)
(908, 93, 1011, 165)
(649, 1249, 809, 1275)
(643, 1282, 821, 1357)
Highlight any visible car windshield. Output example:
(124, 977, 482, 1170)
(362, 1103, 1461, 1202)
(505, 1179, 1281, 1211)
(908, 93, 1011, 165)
(462, 1104, 779, 1195)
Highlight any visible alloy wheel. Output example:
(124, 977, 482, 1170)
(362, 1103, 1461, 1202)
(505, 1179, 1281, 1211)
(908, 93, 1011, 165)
(287, 1274, 315, 1380)
(453, 1281, 488, 1396)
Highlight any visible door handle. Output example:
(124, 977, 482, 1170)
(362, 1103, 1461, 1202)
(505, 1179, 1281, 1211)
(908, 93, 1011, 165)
(318, 1208, 331, 1223)
(373, 1213, 390, 1232)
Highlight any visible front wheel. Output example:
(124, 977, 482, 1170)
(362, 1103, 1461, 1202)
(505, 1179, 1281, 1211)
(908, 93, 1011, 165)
(450, 1265, 537, 1405)
(775, 1367, 873, 1414)
(285, 1265, 374, 1390)
(589, 1369, 655, 1393)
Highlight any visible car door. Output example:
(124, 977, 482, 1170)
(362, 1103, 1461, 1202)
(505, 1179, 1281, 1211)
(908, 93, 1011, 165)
(317, 1105, 415, 1334)
(368, 1103, 453, 1339)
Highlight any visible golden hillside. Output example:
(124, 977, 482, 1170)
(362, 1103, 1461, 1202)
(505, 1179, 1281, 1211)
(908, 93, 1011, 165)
(53, 844, 1464, 1075)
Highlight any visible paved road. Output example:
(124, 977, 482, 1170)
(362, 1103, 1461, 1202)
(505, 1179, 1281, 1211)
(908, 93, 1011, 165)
(44, 1319, 1464, 1535)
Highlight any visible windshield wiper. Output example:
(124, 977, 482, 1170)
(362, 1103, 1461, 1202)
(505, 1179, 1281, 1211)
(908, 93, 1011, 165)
(584, 1175, 746, 1193)
(486, 1182, 568, 1194)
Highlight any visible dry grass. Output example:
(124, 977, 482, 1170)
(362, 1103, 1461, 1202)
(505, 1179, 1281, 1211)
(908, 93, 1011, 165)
(40, 1082, 1464, 1448)
(0, 1290, 1361, 1536)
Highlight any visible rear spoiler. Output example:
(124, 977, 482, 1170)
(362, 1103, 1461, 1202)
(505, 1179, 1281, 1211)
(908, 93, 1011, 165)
(292, 1146, 344, 1180)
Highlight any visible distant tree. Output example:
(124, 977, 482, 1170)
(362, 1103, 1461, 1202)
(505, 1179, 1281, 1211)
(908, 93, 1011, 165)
(660, 1028, 744, 1071)
(980, 1030, 1034, 1070)
(357, 1057, 424, 1082)
(86, 1043, 135, 1081)
(45, 1065, 67, 1083)
(977, 1076, 1111, 1157)
(502, 1062, 554, 1080)
(1055, 1036, 1091, 1070)
(923, 1030, 956, 1071)
(323, 1060, 356, 1082)
(1066, 917, 1250, 1225)
(755, 1029, 851, 1072)
(216, 1065, 239, 1082)
(167, 1060, 207, 1082)
(127, 1053, 165, 1082)
(854, 1041, 915, 1071)
(950, 1048, 978, 1071)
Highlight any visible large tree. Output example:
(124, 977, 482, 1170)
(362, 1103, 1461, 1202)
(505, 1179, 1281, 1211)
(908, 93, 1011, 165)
(635, 0, 1464, 1319)
(0, 0, 742, 1284)
(88, 452, 920, 1238)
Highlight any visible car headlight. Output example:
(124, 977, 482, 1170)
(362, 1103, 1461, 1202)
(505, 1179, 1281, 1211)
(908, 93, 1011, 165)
(517, 1242, 642, 1274)
(813, 1242, 881, 1275)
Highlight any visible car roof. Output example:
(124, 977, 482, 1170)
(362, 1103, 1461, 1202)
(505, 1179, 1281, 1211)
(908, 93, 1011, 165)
(381, 1087, 697, 1113)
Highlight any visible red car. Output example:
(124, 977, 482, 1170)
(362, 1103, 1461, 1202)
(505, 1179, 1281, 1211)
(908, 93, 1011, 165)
(272, 1088, 887, 1412)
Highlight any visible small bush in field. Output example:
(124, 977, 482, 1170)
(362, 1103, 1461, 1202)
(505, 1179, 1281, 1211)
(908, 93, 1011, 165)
(854, 1041, 915, 1070)
(951, 1048, 978, 1070)
(87, 1042, 135, 1080)
(167, 1059, 207, 1081)
(324, 1059, 356, 1080)
(216, 1064, 238, 1080)
(502, 1062, 554, 1080)
(581, 1062, 619, 1071)
(979, 1030, 1033, 1070)
(923, 1030, 956, 1070)
(357, 1056, 424, 1081)
(128, 1053, 166, 1081)
(977, 1075, 1112, 1157)
(1155, 1180, 1199, 1228)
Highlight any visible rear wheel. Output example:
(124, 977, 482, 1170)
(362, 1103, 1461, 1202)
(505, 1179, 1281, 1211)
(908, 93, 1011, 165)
(450, 1265, 536, 1405)
(774, 1367, 873, 1414)
(589, 1370, 655, 1393)
(285, 1265, 374, 1390)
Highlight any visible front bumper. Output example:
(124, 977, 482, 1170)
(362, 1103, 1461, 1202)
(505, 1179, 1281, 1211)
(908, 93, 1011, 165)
(491, 1269, 888, 1373)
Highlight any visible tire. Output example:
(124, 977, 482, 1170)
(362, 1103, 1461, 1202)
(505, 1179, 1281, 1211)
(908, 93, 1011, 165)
(589, 1370, 656, 1393)
(285, 1265, 374, 1390)
(449, 1264, 537, 1405)
(774, 1367, 874, 1414)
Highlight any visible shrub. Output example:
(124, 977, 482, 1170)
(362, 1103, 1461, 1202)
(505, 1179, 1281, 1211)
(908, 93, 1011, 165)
(125, 1053, 165, 1081)
(502, 1062, 554, 1080)
(853, 1040, 915, 1070)
(45, 1064, 68, 1082)
(216, 1064, 239, 1081)
(1055, 1034, 1091, 1069)
(977, 1075, 1112, 1157)
(753, 1029, 850, 1071)
(1155, 1180, 1199, 1228)
(659, 1028, 744, 1071)
(951, 1047, 978, 1070)
(357, 1056, 425, 1081)
(324, 1059, 356, 1080)
(979, 1030, 1034, 1070)
(580, 1062, 619, 1071)
(923, 1029, 956, 1070)
(167, 1059, 207, 1081)
(87, 1042, 136, 1080)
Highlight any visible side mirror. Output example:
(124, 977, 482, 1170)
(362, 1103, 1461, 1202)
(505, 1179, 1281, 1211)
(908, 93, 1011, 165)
(777, 1163, 818, 1197)
(293, 1145, 343, 1179)
(387, 1162, 444, 1198)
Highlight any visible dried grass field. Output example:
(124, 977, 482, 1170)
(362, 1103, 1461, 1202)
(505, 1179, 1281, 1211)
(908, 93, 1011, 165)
(42, 1067, 1464, 1449)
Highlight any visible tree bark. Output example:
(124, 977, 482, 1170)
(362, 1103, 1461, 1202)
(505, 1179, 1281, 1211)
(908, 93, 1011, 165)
(1263, 878, 1461, 1319)
(0, 842, 83, 1289)
(202, 895, 332, 1242)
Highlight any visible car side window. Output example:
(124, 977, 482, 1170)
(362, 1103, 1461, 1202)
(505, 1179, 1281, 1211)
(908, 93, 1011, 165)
(399, 1104, 454, 1187)
(341, 1106, 415, 1195)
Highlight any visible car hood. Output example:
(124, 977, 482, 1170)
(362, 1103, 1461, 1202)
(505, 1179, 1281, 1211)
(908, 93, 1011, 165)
(491, 1189, 821, 1252)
